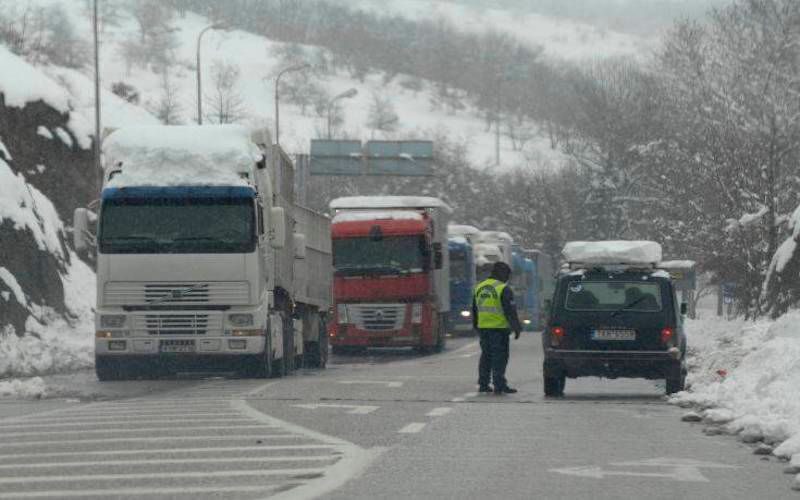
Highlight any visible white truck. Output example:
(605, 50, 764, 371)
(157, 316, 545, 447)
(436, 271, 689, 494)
(74, 125, 331, 380)
(473, 230, 514, 280)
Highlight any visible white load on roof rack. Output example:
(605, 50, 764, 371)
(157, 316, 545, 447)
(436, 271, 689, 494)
(562, 241, 663, 267)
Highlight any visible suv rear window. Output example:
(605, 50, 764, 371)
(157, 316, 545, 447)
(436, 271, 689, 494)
(565, 281, 662, 312)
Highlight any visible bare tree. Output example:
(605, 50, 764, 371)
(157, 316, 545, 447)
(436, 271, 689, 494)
(154, 69, 183, 125)
(205, 60, 246, 124)
(366, 93, 399, 138)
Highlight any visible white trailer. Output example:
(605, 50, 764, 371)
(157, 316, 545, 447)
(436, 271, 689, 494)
(74, 125, 330, 379)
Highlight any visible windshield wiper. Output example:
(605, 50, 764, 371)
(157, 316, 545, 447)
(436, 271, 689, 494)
(610, 295, 648, 317)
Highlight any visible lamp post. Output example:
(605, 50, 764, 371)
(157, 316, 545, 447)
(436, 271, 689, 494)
(92, 0, 101, 190)
(327, 88, 358, 139)
(196, 23, 226, 125)
(274, 63, 310, 146)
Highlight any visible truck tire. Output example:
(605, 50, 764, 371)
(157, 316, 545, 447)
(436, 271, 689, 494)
(665, 361, 686, 395)
(95, 356, 127, 381)
(434, 315, 447, 353)
(304, 317, 329, 369)
(543, 374, 565, 397)
(239, 336, 272, 379)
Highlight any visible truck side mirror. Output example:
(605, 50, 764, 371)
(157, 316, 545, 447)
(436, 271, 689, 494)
(433, 242, 443, 270)
(293, 233, 306, 259)
(73, 207, 95, 252)
(680, 303, 688, 316)
(270, 206, 286, 249)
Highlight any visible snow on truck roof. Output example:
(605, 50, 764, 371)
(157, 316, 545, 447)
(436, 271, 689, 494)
(103, 125, 262, 187)
(332, 210, 423, 223)
(562, 241, 663, 266)
(330, 196, 452, 213)
(476, 231, 513, 244)
(448, 224, 481, 236)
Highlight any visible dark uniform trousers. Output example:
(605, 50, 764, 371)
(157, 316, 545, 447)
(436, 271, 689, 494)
(478, 329, 511, 389)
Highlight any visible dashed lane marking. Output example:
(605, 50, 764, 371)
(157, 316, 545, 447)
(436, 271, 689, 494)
(398, 422, 427, 434)
(338, 380, 404, 388)
(426, 407, 453, 417)
(293, 403, 380, 415)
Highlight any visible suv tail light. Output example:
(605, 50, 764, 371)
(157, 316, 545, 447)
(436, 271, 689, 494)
(550, 326, 565, 347)
(660, 327, 674, 344)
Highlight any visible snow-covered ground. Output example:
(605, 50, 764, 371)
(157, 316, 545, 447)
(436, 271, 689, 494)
(675, 313, 800, 484)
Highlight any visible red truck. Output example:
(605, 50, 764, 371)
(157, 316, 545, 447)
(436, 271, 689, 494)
(328, 196, 451, 353)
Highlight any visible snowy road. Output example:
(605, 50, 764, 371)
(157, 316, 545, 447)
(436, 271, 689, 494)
(0, 334, 793, 499)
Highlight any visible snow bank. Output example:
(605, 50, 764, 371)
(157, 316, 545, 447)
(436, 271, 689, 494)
(332, 210, 423, 223)
(104, 125, 261, 187)
(0, 253, 94, 378)
(0, 45, 71, 113)
(672, 314, 800, 466)
(563, 240, 662, 265)
(0, 158, 66, 258)
(0, 376, 47, 399)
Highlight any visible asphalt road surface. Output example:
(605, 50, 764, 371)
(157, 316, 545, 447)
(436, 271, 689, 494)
(0, 333, 793, 499)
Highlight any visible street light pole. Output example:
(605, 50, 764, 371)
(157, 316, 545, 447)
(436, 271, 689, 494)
(326, 88, 358, 140)
(196, 23, 225, 125)
(274, 63, 310, 146)
(92, 0, 101, 190)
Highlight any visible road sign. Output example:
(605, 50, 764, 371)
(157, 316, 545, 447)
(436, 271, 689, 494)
(309, 140, 362, 175)
(365, 141, 433, 176)
(309, 140, 433, 176)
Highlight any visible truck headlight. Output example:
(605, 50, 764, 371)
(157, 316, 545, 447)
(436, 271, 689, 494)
(100, 315, 126, 328)
(337, 304, 349, 324)
(523, 319, 532, 325)
(460, 310, 471, 318)
(228, 313, 254, 327)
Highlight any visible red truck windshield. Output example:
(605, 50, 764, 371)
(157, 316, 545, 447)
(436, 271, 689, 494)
(333, 236, 427, 275)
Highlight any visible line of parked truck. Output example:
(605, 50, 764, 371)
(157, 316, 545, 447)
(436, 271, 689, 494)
(73, 124, 556, 380)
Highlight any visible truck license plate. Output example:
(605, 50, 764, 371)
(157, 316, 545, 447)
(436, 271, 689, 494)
(160, 339, 195, 353)
(592, 329, 636, 341)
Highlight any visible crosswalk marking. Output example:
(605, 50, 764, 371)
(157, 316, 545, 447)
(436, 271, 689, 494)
(0, 455, 337, 470)
(398, 422, 427, 433)
(0, 444, 338, 461)
(0, 484, 289, 499)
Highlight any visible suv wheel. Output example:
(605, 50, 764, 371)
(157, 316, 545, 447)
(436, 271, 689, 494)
(544, 374, 565, 397)
(665, 362, 686, 395)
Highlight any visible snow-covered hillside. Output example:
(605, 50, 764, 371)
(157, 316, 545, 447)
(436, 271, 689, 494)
(45, 3, 568, 171)
(336, 0, 653, 61)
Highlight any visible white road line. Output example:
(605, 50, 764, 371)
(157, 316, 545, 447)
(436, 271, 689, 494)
(450, 397, 465, 402)
(0, 444, 338, 461)
(0, 424, 276, 438)
(426, 407, 453, 417)
(0, 455, 337, 470)
(24, 412, 244, 419)
(0, 418, 253, 429)
(449, 341, 479, 355)
(398, 422, 427, 434)
(0, 468, 327, 485)
(338, 380, 404, 388)
(463, 392, 478, 398)
(0, 434, 300, 448)
(0, 484, 289, 499)
(460, 352, 478, 358)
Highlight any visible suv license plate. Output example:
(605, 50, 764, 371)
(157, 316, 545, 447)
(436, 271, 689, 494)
(160, 340, 196, 353)
(592, 329, 636, 341)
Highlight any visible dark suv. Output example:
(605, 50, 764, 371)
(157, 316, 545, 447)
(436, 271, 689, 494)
(542, 267, 687, 397)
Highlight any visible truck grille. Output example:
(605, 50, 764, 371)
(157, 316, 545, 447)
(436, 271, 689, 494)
(348, 303, 405, 331)
(133, 312, 223, 336)
(104, 282, 250, 306)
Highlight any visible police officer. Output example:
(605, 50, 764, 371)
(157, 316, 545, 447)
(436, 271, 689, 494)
(472, 261, 522, 394)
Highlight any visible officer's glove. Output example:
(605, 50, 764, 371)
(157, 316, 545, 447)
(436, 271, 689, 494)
(514, 330, 521, 340)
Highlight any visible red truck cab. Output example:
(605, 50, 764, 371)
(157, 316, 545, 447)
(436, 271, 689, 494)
(328, 197, 451, 353)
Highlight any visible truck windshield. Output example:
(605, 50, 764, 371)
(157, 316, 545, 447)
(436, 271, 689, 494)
(99, 197, 256, 254)
(449, 250, 468, 281)
(333, 236, 426, 275)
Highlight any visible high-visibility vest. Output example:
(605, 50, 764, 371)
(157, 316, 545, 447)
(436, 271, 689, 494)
(474, 278, 510, 329)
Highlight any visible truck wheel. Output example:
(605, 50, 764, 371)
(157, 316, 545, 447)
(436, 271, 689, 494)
(95, 356, 127, 381)
(543, 374, 565, 397)
(434, 316, 447, 353)
(304, 318, 329, 369)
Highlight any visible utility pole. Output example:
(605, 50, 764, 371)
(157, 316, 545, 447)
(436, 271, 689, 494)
(196, 23, 226, 125)
(326, 88, 358, 139)
(274, 63, 310, 146)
